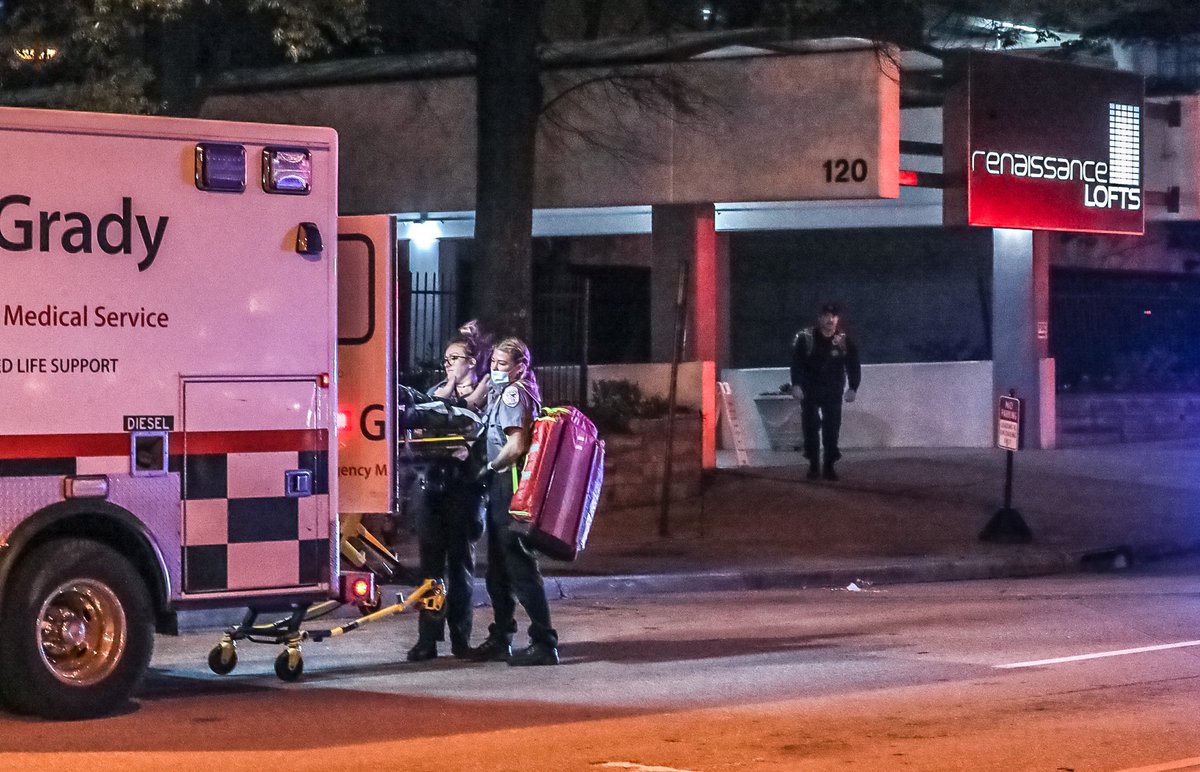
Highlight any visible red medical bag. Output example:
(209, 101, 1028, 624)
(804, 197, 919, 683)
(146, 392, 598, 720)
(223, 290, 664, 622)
(509, 406, 605, 561)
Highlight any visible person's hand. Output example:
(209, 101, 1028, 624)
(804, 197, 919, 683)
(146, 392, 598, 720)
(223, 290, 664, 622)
(790, 385, 803, 400)
(844, 388, 857, 403)
(476, 461, 496, 483)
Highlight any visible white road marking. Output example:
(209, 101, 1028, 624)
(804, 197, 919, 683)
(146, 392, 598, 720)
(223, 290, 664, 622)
(995, 639, 1200, 669)
(1112, 755, 1200, 772)
(598, 763, 699, 772)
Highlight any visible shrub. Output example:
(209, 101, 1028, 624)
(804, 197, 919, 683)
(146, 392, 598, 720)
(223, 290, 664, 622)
(589, 379, 689, 434)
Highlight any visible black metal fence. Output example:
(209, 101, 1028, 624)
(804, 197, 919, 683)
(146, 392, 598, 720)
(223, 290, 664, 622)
(531, 273, 589, 407)
(401, 271, 459, 390)
(399, 269, 589, 406)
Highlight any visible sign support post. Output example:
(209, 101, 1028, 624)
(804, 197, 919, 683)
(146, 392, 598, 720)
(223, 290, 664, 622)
(981, 390, 1033, 543)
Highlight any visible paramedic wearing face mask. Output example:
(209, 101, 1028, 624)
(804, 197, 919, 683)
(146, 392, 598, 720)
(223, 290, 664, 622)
(465, 337, 559, 666)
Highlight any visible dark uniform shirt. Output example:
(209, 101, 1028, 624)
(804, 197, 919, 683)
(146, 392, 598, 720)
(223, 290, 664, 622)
(791, 327, 862, 402)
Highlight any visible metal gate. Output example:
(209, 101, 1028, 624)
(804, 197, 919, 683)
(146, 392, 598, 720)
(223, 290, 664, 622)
(400, 271, 459, 389)
(397, 266, 589, 405)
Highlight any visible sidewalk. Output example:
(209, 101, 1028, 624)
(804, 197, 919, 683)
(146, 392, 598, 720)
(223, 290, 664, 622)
(540, 438, 1200, 597)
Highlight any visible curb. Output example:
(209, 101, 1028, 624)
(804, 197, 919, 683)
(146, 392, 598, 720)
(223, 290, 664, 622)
(547, 550, 1081, 599)
(176, 549, 1084, 632)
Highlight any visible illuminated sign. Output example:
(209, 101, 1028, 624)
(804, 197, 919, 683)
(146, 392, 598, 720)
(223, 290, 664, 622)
(944, 53, 1144, 235)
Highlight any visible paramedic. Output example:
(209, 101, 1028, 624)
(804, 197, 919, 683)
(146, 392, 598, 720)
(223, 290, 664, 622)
(406, 331, 489, 661)
(467, 337, 560, 666)
(790, 303, 861, 481)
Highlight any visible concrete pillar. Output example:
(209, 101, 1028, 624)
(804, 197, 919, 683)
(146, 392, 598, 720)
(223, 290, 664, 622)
(992, 228, 1056, 449)
(651, 203, 724, 468)
(650, 203, 725, 363)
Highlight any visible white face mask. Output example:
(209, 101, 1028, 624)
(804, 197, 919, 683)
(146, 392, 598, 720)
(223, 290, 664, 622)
(490, 370, 510, 386)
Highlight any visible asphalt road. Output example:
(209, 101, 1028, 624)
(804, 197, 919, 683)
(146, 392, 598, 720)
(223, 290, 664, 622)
(3, 561, 1200, 771)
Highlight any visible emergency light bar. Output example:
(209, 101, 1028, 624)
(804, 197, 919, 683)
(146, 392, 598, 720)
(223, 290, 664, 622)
(194, 143, 246, 192)
(263, 147, 312, 195)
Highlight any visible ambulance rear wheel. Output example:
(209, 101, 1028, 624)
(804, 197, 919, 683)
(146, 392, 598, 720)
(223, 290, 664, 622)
(207, 643, 238, 675)
(274, 649, 304, 682)
(0, 539, 154, 720)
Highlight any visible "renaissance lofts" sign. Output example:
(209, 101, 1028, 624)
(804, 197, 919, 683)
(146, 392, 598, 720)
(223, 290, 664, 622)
(944, 52, 1145, 235)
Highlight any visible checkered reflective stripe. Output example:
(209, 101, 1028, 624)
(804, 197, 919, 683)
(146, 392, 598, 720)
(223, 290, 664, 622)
(179, 431, 330, 593)
(0, 430, 331, 595)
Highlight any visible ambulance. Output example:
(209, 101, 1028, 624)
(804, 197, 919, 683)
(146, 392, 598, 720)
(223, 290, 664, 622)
(0, 106, 340, 719)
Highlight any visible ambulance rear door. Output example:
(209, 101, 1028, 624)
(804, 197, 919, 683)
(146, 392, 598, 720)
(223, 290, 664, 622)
(181, 377, 330, 594)
(336, 215, 395, 515)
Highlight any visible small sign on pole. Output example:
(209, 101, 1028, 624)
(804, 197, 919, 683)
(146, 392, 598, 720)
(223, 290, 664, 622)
(982, 391, 1032, 543)
(997, 395, 1021, 451)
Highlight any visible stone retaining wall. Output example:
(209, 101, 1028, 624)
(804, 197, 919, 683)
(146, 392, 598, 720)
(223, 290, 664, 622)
(599, 413, 703, 510)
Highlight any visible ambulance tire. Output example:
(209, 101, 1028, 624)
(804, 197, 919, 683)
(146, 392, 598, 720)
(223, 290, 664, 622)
(0, 539, 155, 720)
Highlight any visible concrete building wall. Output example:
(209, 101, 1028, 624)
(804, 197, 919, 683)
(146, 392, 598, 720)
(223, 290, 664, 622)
(720, 361, 994, 451)
(201, 48, 898, 214)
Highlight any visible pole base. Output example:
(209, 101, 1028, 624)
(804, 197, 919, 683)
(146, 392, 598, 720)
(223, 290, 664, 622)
(980, 507, 1033, 544)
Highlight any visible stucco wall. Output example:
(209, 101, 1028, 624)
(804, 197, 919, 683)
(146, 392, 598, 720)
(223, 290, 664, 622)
(719, 361, 994, 450)
(201, 48, 897, 214)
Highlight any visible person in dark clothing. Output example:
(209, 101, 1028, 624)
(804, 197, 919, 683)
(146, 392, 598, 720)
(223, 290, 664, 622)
(790, 303, 861, 481)
(405, 331, 489, 662)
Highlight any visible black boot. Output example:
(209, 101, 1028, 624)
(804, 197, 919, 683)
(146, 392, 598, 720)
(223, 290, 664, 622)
(806, 460, 821, 480)
(822, 461, 838, 481)
(508, 642, 560, 666)
(465, 636, 512, 662)
(406, 641, 438, 662)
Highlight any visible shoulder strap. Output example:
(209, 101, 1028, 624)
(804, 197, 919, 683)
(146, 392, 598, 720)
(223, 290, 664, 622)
(795, 327, 814, 356)
(512, 379, 542, 415)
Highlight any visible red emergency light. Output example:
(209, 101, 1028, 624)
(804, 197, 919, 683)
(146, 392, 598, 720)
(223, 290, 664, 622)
(337, 410, 350, 432)
(339, 572, 376, 605)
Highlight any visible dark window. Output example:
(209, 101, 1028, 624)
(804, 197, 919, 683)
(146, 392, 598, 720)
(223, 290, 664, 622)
(580, 266, 652, 364)
(729, 227, 993, 367)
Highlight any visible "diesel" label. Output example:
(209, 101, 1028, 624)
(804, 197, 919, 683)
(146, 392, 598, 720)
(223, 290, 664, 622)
(124, 415, 174, 431)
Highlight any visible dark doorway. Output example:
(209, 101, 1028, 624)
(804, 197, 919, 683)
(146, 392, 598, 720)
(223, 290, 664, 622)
(579, 266, 652, 364)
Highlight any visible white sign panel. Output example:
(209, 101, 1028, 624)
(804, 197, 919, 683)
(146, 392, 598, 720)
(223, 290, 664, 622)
(997, 396, 1021, 451)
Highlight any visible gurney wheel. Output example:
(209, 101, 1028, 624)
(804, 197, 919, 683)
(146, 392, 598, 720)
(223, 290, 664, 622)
(274, 648, 304, 682)
(207, 642, 237, 675)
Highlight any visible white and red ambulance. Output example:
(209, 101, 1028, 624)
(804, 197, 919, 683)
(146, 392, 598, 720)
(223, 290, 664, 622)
(0, 106, 340, 719)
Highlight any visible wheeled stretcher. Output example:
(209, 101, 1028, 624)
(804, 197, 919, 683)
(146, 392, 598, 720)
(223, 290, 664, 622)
(205, 389, 482, 681)
(206, 577, 446, 681)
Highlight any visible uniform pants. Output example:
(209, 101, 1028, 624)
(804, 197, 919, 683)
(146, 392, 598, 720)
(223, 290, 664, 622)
(414, 472, 483, 650)
(801, 397, 843, 465)
(482, 471, 558, 647)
